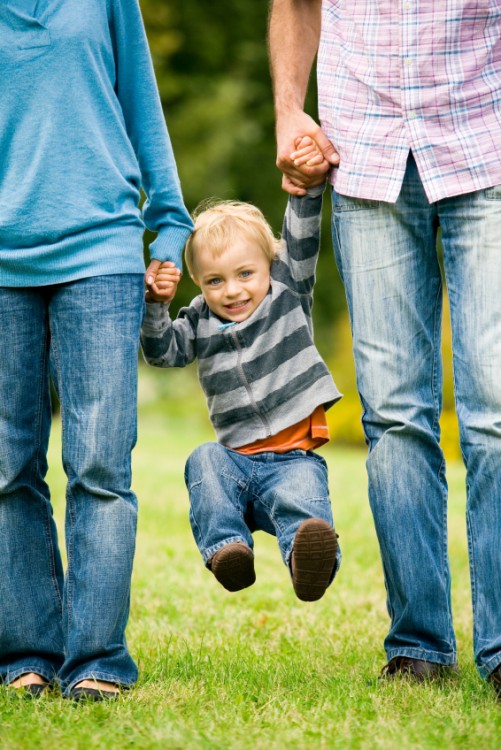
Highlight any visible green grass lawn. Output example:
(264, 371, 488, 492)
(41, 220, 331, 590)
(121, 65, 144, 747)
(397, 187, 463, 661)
(1, 387, 500, 748)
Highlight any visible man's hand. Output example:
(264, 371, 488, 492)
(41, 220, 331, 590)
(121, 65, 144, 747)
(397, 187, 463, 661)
(145, 260, 181, 304)
(269, 0, 339, 195)
(276, 111, 339, 195)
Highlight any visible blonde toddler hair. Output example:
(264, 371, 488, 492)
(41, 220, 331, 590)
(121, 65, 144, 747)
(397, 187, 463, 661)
(185, 200, 281, 279)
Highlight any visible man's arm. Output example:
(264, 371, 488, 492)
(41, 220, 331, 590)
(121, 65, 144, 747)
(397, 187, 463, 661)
(268, 0, 339, 195)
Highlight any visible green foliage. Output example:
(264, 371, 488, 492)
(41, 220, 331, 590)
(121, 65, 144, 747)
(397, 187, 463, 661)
(139, 1, 460, 452)
(140, 0, 346, 345)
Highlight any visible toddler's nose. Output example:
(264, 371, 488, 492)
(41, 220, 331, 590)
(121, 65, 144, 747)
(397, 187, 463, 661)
(225, 279, 241, 297)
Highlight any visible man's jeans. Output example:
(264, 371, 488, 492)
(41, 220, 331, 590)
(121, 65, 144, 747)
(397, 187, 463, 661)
(185, 442, 341, 576)
(0, 274, 144, 693)
(331, 154, 501, 677)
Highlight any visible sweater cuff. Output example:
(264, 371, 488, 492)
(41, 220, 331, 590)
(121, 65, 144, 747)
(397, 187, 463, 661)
(142, 300, 172, 333)
(148, 226, 193, 269)
(305, 183, 326, 198)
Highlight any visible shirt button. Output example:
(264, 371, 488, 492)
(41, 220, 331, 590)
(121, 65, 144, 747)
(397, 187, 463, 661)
(404, 2, 412, 9)
(408, 111, 417, 119)
(405, 58, 413, 66)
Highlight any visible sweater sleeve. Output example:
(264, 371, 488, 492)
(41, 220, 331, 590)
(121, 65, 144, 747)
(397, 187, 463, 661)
(274, 184, 325, 309)
(109, 0, 193, 267)
(141, 299, 202, 368)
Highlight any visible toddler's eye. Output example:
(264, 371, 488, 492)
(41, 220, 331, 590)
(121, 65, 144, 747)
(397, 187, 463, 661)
(240, 270, 252, 279)
(208, 277, 222, 286)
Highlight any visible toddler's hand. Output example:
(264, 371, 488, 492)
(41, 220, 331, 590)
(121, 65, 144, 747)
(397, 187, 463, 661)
(145, 261, 181, 304)
(290, 135, 329, 173)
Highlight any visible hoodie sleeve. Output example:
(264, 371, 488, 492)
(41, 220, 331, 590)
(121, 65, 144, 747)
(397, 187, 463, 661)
(140, 298, 204, 368)
(273, 184, 325, 310)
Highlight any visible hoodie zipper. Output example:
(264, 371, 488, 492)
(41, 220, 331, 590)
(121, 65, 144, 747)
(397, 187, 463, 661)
(230, 327, 272, 437)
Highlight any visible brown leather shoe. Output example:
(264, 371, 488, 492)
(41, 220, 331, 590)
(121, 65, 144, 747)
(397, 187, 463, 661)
(488, 664, 501, 700)
(209, 542, 255, 592)
(380, 656, 452, 682)
(291, 518, 338, 602)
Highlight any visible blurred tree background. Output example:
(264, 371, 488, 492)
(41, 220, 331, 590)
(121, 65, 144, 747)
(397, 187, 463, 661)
(138, 0, 460, 458)
(140, 0, 345, 349)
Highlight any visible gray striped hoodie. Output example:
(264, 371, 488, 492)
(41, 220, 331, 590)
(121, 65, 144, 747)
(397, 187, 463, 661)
(141, 186, 342, 448)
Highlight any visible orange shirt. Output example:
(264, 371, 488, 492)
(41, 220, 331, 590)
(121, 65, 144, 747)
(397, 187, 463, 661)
(235, 406, 330, 455)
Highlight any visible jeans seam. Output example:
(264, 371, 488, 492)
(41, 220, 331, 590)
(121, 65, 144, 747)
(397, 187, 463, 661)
(51, 332, 75, 638)
(35, 322, 64, 615)
(64, 486, 76, 641)
(466, 502, 478, 651)
(31, 322, 47, 490)
(439, 460, 454, 643)
(430, 276, 443, 439)
(432, 271, 455, 643)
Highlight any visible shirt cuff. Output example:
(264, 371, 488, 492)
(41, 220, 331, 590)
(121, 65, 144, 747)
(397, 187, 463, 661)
(148, 226, 193, 269)
(305, 184, 326, 198)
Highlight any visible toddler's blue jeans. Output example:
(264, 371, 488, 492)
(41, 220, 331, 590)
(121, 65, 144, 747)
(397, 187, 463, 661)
(185, 442, 341, 578)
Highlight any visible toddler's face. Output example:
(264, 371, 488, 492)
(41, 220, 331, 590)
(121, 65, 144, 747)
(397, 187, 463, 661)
(192, 237, 271, 323)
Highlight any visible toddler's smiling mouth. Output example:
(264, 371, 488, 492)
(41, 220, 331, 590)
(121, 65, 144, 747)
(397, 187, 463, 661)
(225, 300, 250, 311)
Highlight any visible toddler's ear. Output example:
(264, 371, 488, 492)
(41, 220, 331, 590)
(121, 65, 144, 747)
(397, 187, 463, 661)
(190, 274, 200, 287)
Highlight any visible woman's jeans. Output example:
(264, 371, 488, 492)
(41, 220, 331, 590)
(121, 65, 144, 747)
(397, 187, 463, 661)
(331, 154, 501, 678)
(0, 274, 144, 693)
(185, 442, 341, 577)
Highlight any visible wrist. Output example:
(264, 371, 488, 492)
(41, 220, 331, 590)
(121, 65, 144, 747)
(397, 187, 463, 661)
(274, 95, 306, 121)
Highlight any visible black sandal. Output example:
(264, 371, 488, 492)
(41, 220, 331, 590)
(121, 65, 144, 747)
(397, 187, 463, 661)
(69, 686, 119, 702)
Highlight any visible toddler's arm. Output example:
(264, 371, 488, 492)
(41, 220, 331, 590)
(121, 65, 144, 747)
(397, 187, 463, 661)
(141, 291, 204, 368)
(274, 181, 325, 317)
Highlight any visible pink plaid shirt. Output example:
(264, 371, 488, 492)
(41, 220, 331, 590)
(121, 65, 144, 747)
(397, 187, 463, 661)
(317, 1, 501, 203)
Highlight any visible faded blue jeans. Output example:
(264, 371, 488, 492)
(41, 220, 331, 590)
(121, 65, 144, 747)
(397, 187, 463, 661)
(0, 274, 144, 694)
(331, 154, 501, 678)
(185, 442, 341, 576)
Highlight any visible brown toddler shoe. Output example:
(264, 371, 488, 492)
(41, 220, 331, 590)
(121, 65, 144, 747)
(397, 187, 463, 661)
(209, 542, 256, 592)
(291, 518, 338, 601)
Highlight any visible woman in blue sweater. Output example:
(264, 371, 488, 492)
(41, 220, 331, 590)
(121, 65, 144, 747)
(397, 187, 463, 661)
(0, 0, 192, 700)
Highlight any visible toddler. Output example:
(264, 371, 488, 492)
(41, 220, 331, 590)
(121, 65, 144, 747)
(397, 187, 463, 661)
(141, 140, 342, 600)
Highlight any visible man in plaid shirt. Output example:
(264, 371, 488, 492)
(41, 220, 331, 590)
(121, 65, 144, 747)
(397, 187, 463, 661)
(269, 0, 501, 697)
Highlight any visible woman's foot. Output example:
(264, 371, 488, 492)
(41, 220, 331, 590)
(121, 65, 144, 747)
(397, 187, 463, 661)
(70, 679, 119, 702)
(10, 672, 49, 697)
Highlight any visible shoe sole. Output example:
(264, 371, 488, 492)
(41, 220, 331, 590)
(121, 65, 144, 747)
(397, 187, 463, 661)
(211, 543, 256, 592)
(292, 519, 338, 602)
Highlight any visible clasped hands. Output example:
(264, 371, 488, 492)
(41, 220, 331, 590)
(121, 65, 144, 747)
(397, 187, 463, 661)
(145, 260, 180, 304)
(145, 123, 339, 299)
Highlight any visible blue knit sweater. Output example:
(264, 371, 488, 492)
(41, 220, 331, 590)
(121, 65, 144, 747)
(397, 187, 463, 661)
(0, 0, 193, 286)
